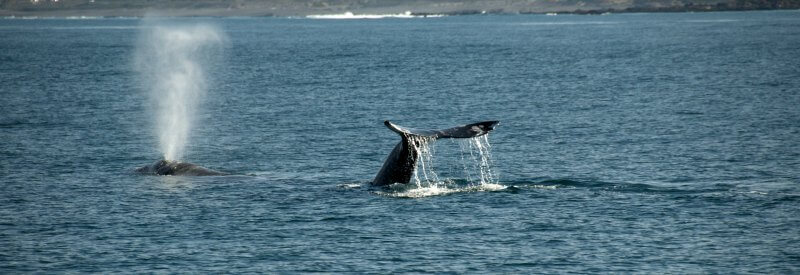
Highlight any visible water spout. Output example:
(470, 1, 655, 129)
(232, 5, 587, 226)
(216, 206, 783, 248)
(134, 22, 223, 161)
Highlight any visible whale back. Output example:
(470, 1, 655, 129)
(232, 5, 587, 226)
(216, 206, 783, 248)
(136, 159, 227, 176)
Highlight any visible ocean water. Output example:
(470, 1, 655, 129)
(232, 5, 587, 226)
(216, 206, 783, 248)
(2, 11, 800, 273)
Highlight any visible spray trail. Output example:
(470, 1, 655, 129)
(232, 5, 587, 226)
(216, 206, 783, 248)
(457, 134, 498, 185)
(468, 134, 498, 185)
(408, 135, 439, 187)
(135, 23, 223, 161)
(408, 134, 499, 187)
(389, 134, 497, 195)
(380, 134, 502, 198)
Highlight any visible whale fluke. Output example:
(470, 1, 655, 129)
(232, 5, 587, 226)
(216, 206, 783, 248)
(136, 159, 228, 176)
(372, 120, 499, 186)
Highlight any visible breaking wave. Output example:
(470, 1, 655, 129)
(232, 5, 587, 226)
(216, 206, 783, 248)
(306, 11, 443, 19)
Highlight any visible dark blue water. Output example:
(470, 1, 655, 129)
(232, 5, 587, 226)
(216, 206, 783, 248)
(2, 11, 800, 273)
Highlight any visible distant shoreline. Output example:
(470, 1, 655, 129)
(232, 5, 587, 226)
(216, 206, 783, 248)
(557, 4, 800, 15)
(1, 4, 798, 18)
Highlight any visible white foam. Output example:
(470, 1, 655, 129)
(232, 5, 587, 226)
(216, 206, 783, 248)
(383, 185, 458, 198)
(339, 183, 363, 189)
(470, 183, 507, 191)
(65, 16, 102, 19)
(306, 11, 443, 19)
(684, 19, 740, 23)
(55, 26, 140, 30)
(376, 181, 508, 198)
(519, 21, 621, 26)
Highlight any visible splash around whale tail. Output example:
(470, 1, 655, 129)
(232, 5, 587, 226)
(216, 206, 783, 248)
(384, 120, 499, 139)
(372, 120, 499, 186)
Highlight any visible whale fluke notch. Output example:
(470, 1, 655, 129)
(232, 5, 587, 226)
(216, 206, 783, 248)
(373, 120, 499, 186)
(136, 159, 228, 176)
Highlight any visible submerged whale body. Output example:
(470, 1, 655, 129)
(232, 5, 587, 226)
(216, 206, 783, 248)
(136, 159, 228, 176)
(372, 120, 499, 186)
